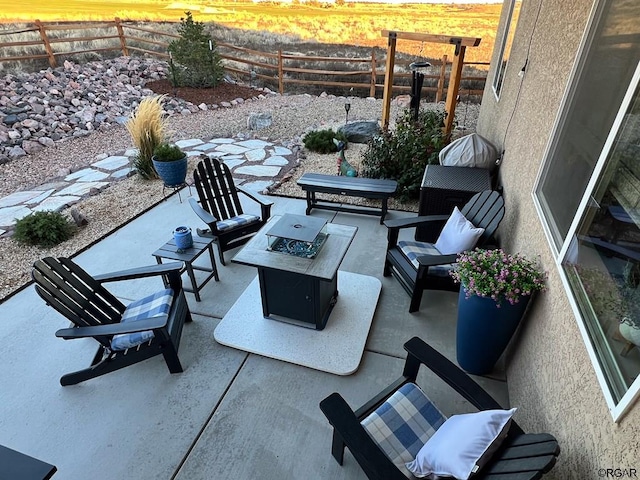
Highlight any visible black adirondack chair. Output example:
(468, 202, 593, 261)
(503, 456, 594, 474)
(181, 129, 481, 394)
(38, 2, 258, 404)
(32, 257, 192, 386)
(320, 337, 560, 480)
(384, 190, 505, 312)
(189, 156, 273, 265)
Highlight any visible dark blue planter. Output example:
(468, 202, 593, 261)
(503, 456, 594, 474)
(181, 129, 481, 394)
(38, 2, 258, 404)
(456, 287, 531, 375)
(152, 155, 188, 187)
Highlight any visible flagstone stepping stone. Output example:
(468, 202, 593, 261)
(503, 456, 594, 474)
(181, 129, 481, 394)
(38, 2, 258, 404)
(0, 205, 32, 226)
(110, 168, 133, 179)
(264, 156, 289, 166)
(0, 191, 43, 208)
(54, 181, 108, 197)
(242, 180, 273, 192)
(25, 189, 55, 205)
(235, 165, 281, 177)
(65, 168, 96, 181)
(272, 146, 293, 156)
(236, 139, 271, 149)
(193, 143, 217, 151)
(208, 137, 236, 144)
(215, 144, 250, 155)
(92, 155, 129, 171)
(222, 159, 246, 170)
(245, 149, 267, 162)
(175, 138, 203, 148)
(75, 170, 110, 182)
(33, 195, 80, 213)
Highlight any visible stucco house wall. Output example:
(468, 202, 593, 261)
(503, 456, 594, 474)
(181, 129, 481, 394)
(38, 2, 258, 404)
(476, 0, 639, 477)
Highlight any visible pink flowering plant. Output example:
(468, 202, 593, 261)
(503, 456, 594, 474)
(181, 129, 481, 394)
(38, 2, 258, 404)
(450, 248, 547, 306)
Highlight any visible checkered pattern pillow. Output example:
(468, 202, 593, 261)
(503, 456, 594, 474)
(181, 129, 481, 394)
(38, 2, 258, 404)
(397, 241, 455, 277)
(216, 214, 260, 232)
(361, 382, 446, 477)
(110, 288, 174, 351)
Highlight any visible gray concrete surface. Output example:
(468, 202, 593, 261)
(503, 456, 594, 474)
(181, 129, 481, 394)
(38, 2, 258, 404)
(0, 191, 509, 479)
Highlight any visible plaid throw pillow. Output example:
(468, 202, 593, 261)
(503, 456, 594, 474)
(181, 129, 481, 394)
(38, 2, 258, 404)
(361, 382, 446, 477)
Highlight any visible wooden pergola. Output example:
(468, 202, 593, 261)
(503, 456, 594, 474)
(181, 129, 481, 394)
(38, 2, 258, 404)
(380, 31, 481, 137)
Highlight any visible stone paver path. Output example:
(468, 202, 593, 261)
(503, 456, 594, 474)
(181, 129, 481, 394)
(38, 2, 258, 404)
(0, 136, 296, 237)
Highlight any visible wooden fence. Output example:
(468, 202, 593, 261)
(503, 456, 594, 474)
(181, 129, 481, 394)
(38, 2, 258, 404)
(0, 19, 488, 101)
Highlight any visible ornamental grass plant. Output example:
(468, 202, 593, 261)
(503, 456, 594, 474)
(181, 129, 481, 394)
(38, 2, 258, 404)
(126, 95, 168, 179)
(451, 248, 547, 307)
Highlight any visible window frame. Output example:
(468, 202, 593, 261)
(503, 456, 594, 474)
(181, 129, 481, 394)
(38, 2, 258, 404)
(532, 0, 640, 421)
(491, 0, 521, 100)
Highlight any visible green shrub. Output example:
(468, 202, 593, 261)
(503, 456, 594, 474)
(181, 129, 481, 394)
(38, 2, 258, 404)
(361, 108, 448, 201)
(303, 129, 348, 154)
(13, 211, 75, 248)
(168, 11, 224, 88)
(153, 143, 185, 162)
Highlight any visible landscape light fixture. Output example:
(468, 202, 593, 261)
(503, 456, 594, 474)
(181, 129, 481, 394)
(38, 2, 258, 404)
(344, 102, 351, 124)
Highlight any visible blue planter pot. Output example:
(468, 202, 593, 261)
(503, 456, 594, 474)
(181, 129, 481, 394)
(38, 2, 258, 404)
(456, 287, 531, 375)
(152, 155, 188, 187)
(173, 226, 193, 250)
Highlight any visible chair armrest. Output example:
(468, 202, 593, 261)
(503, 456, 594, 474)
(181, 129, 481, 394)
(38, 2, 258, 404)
(403, 337, 508, 413)
(56, 315, 168, 339)
(237, 185, 274, 207)
(416, 253, 458, 268)
(189, 197, 218, 226)
(385, 215, 448, 248)
(319, 393, 409, 480)
(384, 214, 449, 230)
(93, 262, 183, 283)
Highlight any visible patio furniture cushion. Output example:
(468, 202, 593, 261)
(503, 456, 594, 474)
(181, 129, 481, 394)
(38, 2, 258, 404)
(434, 206, 485, 255)
(111, 288, 174, 351)
(216, 214, 260, 232)
(406, 407, 517, 479)
(397, 241, 453, 277)
(361, 382, 446, 477)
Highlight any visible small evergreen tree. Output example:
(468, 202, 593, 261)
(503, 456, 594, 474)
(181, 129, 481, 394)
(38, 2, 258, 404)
(168, 11, 224, 88)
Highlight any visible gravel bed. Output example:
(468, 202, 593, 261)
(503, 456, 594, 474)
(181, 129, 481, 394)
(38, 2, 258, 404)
(0, 93, 478, 302)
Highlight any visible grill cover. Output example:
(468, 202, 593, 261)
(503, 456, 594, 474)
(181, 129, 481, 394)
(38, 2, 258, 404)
(439, 133, 498, 170)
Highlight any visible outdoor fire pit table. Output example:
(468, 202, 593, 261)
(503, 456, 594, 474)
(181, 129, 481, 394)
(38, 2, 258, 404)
(231, 214, 357, 330)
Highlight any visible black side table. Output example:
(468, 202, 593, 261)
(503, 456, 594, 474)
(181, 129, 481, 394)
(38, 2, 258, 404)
(416, 165, 492, 242)
(0, 445, 56, 479)
(152, 235, 219, 301)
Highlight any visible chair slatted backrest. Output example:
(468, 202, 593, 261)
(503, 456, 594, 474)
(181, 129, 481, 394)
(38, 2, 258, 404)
(32, 257, 125, 348)
(193, 157, 244, 222)
(460, 190, 505, 246)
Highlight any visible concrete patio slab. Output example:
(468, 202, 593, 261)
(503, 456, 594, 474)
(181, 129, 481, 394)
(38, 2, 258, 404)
(214, 271, 381, 375)
(0, 301, 247, 479)
(0, 193, 511, 479)
(174, 351, 403, 480)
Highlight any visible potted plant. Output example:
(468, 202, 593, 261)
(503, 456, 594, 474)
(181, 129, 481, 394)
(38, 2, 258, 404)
(152, 143, 188, 187)
(450, 248, 547, 375)
(125, 95, 168, 180)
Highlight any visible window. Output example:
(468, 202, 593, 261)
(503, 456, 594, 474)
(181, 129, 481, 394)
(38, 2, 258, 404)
(492, 0, 522, 99)
(534, 0, 640, 420)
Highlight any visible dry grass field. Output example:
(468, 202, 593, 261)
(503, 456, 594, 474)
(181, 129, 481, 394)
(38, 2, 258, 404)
(0, 1, 502, 63)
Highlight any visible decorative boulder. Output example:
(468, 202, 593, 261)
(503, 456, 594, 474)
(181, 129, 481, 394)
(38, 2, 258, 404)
(338, 121, 381, 144)
(247, 112, 273, 130)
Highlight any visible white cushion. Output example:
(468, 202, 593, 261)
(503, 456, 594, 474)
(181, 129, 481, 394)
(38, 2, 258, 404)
(406, 408, 516, 479)
(433, 207, 484, 255)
